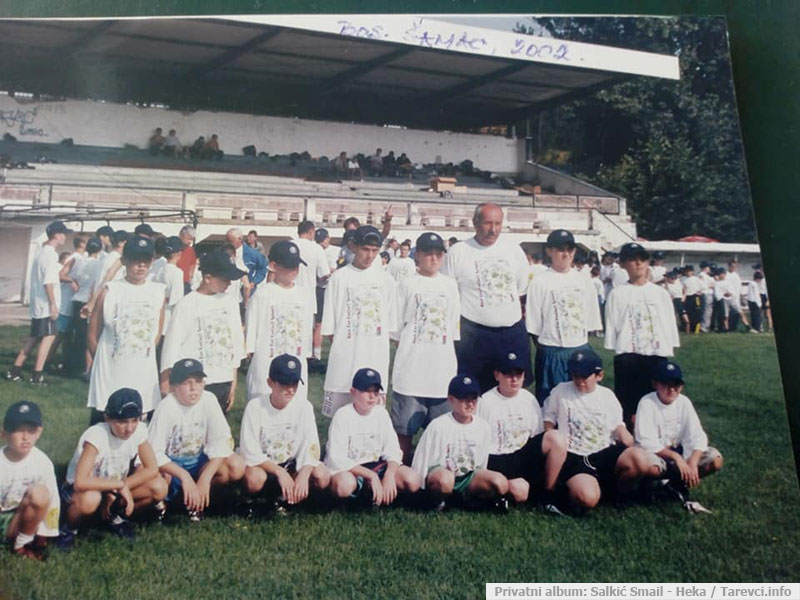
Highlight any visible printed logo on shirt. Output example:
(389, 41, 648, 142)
(411, 291, 450, 345)
(268, 303, 307, 357)
(345, 284, 384, 338)
(551, 287, 587, 344)
(111, 299, 159, 359)
(627, 300, 661, 354)
(0, 474, 41, 511)
(196, 306, 236, 370)
(260, 423, 297, 464)
(565, 402, 614, 456)
(444, 439, 480, 476)
(347, 432, 381, 464)
(166, 420, 206, 459)
(493, 412, 529, 454)
(474, 257, 515, 308)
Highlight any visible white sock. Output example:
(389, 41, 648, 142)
(313, 347, 322, 359)
(110, 515, 125, 525)
(14, 532, 34, 550)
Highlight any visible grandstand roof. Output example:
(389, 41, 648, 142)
(0, 15, 679, 131)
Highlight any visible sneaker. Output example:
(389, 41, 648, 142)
(433, 500, 447, 513)
(12, 543, 45, 561)
(154, 500, 167, 523)
(492, 497, 509, 514)
(108, 518, 136, 541)
(5, 367, 22, 382)
(188, 509, 204, 523)
(29, 372, 45, 385)
(54, 527, 76, 551)
(541, 503, 568, 517)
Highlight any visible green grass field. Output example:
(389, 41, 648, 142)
(0, 325, 798, 599)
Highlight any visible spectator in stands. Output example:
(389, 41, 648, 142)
(163, 129, 185, 158)
(148, 128, 165, 155)
(189, 136, 206, 159)
(441, 203, 531, 394)
(246, 230, 266, 256)
(202, 134, 223, 160)
(396, 152, 413, 177)
(382, 150, 397, 176)
(368, 148, 384, 176)
(177, 225, 197, 295)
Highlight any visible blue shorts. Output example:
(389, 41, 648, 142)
(534, 342, 591, 405)
(56, 314, 72, 334)
(167, 453, 209, 502)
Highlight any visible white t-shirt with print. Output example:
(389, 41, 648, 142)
(66, 422, 149, 484)
(543, 381, 624, 456)
(244, 282, 313, 401)
(441, 237, 528, 327)
(29, 244, 61, 319)
(411, 413, 491, 488)
(324, 404, 402, 474)
(387, 256, 416, 282)
(0, 447, 60, 536)
(293, 236, 331, 314)
(161, 291, 245, 385)
(147, 391, 234, 467)
(477, 386, 543, 455)
(239, 394, 321, 469)
(321, 264, 396, 394)
(604, 282, 680, 357)
(634, 392, 709, 459)
(391, 273, 460, 398)
(525, 268, 602, 348)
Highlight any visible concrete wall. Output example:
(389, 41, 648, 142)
(0, 224, 32, 302)
(0, 96, 520, 173)
(520, 161, 619, 197)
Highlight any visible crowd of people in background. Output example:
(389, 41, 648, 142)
(147, 128, 224, 161)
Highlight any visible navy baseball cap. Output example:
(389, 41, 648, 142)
(105, 388, 143, 419)
(353, 225, 382, 247)
(314, 228, 330, 243)
(352, 368, 383, 391)
(568, 349, 603, 377)
(96, 225, 114, 237)
(111, 230, 129, 246)
(573, 252, 587, 265)
(653, 251, 666, 260)
(448, 374, 480, 399)
(651, 361, 684, 384)
(268, 354, 304, 385)
(416, 232, 446, 252)
(85, 237, 103, 253)
(496, 351, 527, 374)
(700, 260, 710, 269)
(268, 240, 307, 269)
(546, 229, 576, 248)
(3, 400, 42, 431)
(619, 242, 650, 261)
(169, 358, 207, 384)
(122, 235, 155, 261)
(199, 248, 248, 280)
(134, 223, 156, 236)
(46, 220, 71, 237)
(684, 264, 695, 272)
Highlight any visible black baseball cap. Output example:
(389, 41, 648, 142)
(169, 358, 207, 384)
(3, 400, 42, 431)
(122, 235, 155, 261)
(268, 354, 304, 385)
(165, 236, 184, 254)
(651, 361, 684, 384)
(111, 230, 129, 246)
(46, 220, 71, 237)
(105, 388, 143, 419)
(416, 232, 446, 252)
(134, 223, 156, 236)
(85, 237, 103, 253)
(496, 351, 527, 374)
(652, 251, 666, 260)
(546, 229, 576, 248)
(314, 228, 330, 243)
(352, 367, 383, 391)
(619, 242, 650, 262)
(447, 374, 480, 399)
(268, 240, 307, 269)
(199, 248, 248, 280)
(353, 225, 382, 247)
(568, 349, 603, 377)
(96, 225, 114, 237)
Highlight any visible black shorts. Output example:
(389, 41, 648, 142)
(561, 444, 626, 488)
(30, 317, 57, 338)
(487, 432, 545, 485)
(456, 317, 532, 394)
(206, 381, 233, 413)
(613, 353, 667, 424)
(315, 287, 325, 323)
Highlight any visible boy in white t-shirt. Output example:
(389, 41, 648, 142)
(326, 369, 421, 506)
(387, 240, 416, 282)
(390, 232, 460, 464)
(544, 350, 650, 512)
(477, 352, 567, 513)
(153, 236, 185, 337)
(526, 229, 602, 404)
(245, 240, 313, 402)
(161, 248, 247, 414)
(412, 374, 509, 511)
(149, 359, 244, 522)
(241, 354, 329, 514)
(635, 361, 723, 503)
(7, 220, 70, 384)
(604, 243, 680, 426)
(1, 401, 60, 560)
(61, 389, 167, 545)
(321, 226, 396, 417)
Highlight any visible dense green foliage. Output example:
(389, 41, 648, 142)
(522, 17, 756, 243)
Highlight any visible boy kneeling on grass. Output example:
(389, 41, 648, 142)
(412, 374, 510, 511)
(240, 354, 330, 515)
(634, 361, 723, 510)
(326, 368, 421, 506)
(543, 349, 650, 513)
(1, 401, 60, 560)
(60, 388, 166, 545)
(148, 359, 245, 522)
(477, 352, 568, 514)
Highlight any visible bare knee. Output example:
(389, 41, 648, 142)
(486, 471, 509, 496)
(508, 478, 529, 503)
(427, 469, 455, 495)
(331, 473, 356, 498)
(568, 477, 601, 509)
(73, 490, 102, 515)
(397, 466, 421, 493)
(244, 467, 267, 495)
(311, 465, 331, 490)
(543, 429, 567, 454)
(25, 484, 51, 510)
(226, 454, 246, 481)
(150, 476, 168, 501)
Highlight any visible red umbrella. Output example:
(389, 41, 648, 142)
(677, 235, 719, 243)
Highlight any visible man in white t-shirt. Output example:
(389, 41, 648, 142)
(7, 220, 70, 384)
(441, 203, 531, 393)
(292, 221, 331, 319)
(725, 259, 748, 331)
(698, 261, 715, 333)
(387, 240, 416, 282)
(320, 226, 396, 417)
(682, 264, 703, 334)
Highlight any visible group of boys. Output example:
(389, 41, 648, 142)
(2, 213, 724, 559)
